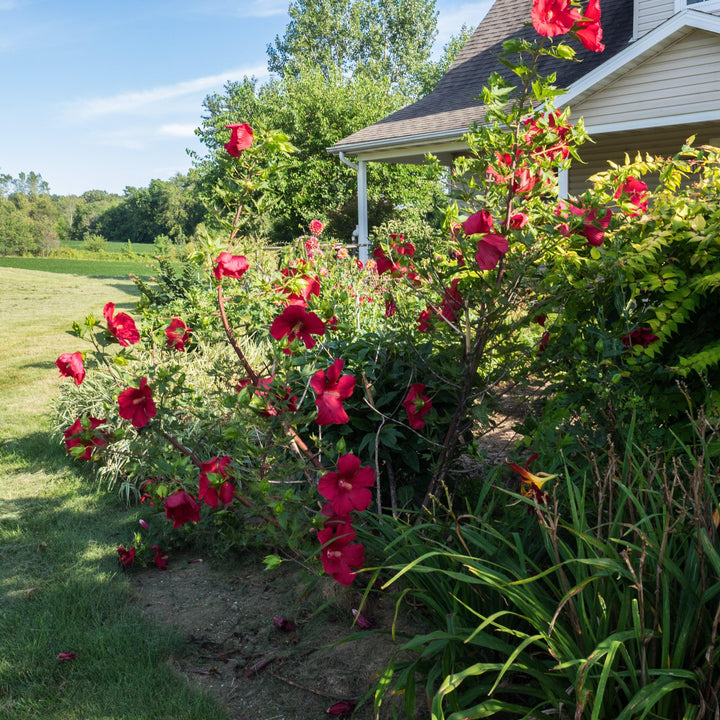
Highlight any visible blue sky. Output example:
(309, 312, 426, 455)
(0, 0, 492, 196)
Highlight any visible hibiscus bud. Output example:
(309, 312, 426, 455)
(139, 519, 149, 530)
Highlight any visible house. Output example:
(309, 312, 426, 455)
(328, 0, 720, 260)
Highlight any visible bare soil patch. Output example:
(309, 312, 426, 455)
(131, 551, 427, 720)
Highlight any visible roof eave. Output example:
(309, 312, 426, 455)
(327, 127, 472, 160)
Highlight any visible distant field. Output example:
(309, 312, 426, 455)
(0, 255, 156, 277)
(61, 240, 159, 254)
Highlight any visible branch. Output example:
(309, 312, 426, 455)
(217, 284, 259, 384)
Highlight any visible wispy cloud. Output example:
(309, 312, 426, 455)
(157, 123, 197, 139)
(67, 65, 269, 121)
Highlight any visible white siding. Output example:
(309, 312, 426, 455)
(636, 0, 676, 37)
(567, 122, 720, 196)
(570, 31, 720, 128)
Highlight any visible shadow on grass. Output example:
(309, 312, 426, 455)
(0, 436, 227, 720)
(0, 430, 81, 476)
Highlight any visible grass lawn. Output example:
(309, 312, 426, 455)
(0, 268, 226, 720)
(0, 255, 156, 278)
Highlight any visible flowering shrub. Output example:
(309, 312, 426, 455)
(54, 175, 463, 571)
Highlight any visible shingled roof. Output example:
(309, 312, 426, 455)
(329, 0, 634, 156)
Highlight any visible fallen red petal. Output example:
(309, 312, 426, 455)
(327, 700, 357, 716)
(273, 615, 295, 632)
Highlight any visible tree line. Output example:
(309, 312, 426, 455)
(0, 172, 205, 256)
(1, 0, 473, 256)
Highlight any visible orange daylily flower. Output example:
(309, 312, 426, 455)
(506, 457, 557, 504)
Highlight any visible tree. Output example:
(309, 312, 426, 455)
(197, 65, 443, 243)
(267, 0, 438, 95)
(197, 0, 473, 244)
(97, 175, 204, 244)
(69, 190, 122, 242)
(0, 171, 60, 256)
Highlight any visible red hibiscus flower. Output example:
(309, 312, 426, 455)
(152, 545, 169, 570)
(511, 167, 540, 194)
(63, 416, 107, 459)
(532, 0, 581, 37)
(55, 351, 85, 385)
(319, 453, 374, 515)
(441, 279, 463, 322)
(537, 330, 550, 356)
(309, 219, 324, 236)
(402, 384, 432, 430)
(213, 252, 249, 281)
(310, 358, 356, 426)
(165, 316, 191, 351)
(621, 327, 658, 348)
(117, 377, 157, 429)
(373, 245, 397, 275)
(224, 123, 254, 157)
(117, 545, 136, 567)
(164, 489, 200, 528)
(418, 306, 436, 333)
(198, 456, 235, 508)
(475, 234, 509, 271)
(270, 304, 326, 353)
(510, 213, 530, 229)
(103, 302, 140, 346)
(278, 266, 320, 304)
(574, 0, 604, 51)
(390, 233, 414, 256)
(580, 207, 611, 246)
(567, 203, 612, 246)
(614, 176, 649, 216)
(462, 210, 494, 237)
(318, 520, 365, 586)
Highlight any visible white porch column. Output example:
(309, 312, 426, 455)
(357, 159, 369, 264)
(558, 167, 569, 200)
(338, 151, 369, 263)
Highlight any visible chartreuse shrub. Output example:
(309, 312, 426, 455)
(529, 143, 720, 457)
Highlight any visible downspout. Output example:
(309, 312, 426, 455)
(339, 151, 369, 264)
